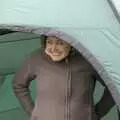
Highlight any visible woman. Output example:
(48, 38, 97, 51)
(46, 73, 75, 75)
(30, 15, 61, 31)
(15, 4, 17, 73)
(12, 35, 114, 120)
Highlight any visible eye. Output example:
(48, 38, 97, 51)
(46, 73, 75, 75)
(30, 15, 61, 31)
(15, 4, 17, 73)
(57, 40, 64, 45)
(46, 39, 53, 44)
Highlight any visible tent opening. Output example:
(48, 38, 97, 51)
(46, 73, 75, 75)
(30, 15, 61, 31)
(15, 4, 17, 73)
(0, 28, 120, 120)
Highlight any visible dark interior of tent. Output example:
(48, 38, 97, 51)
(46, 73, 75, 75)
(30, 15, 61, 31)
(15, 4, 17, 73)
(0, 29, 119, 120)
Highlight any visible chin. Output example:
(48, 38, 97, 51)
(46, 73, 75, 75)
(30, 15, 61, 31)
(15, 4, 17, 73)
(51, 57, 64, 62)
(52, 58, 62, 62)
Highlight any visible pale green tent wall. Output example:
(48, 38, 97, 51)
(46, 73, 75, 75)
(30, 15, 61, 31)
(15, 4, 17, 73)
(0, 0, 119, 28)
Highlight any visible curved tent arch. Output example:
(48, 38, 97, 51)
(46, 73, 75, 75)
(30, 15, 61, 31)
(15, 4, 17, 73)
(0, 25, 120, 108)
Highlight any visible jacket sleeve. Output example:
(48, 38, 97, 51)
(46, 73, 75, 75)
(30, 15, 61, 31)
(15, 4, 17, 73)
(12, 57, 36, 117)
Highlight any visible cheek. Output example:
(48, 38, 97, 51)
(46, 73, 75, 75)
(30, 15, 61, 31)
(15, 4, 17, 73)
(57, 47, 68, 54)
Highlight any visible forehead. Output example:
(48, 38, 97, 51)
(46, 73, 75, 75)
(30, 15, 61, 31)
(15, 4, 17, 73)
(46, 36, 69, 44)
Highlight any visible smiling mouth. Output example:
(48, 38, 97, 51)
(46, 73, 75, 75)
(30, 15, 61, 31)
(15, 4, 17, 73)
(52, 53, 60, 56)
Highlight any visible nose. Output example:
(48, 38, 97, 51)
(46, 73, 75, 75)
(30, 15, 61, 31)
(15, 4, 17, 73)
(51, 44, 58, 53)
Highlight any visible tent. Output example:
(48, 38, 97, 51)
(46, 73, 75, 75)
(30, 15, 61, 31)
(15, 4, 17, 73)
(0, 0, 120, 120)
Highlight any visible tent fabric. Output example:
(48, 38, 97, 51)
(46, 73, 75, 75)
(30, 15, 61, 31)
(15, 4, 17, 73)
(0, 0, 119, 29)
(0, 26, 120, 108)
(0, 107, 29, 120)
(0, 0, 120, 119)
(0, 32, 41, 75)
(107, 0, 120, 23)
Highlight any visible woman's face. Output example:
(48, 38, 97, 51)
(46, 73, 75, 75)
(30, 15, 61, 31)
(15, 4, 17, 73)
(45, 36, 71, 61)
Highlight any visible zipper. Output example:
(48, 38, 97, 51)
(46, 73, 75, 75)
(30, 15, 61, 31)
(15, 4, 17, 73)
(65, 59, 72, 120)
